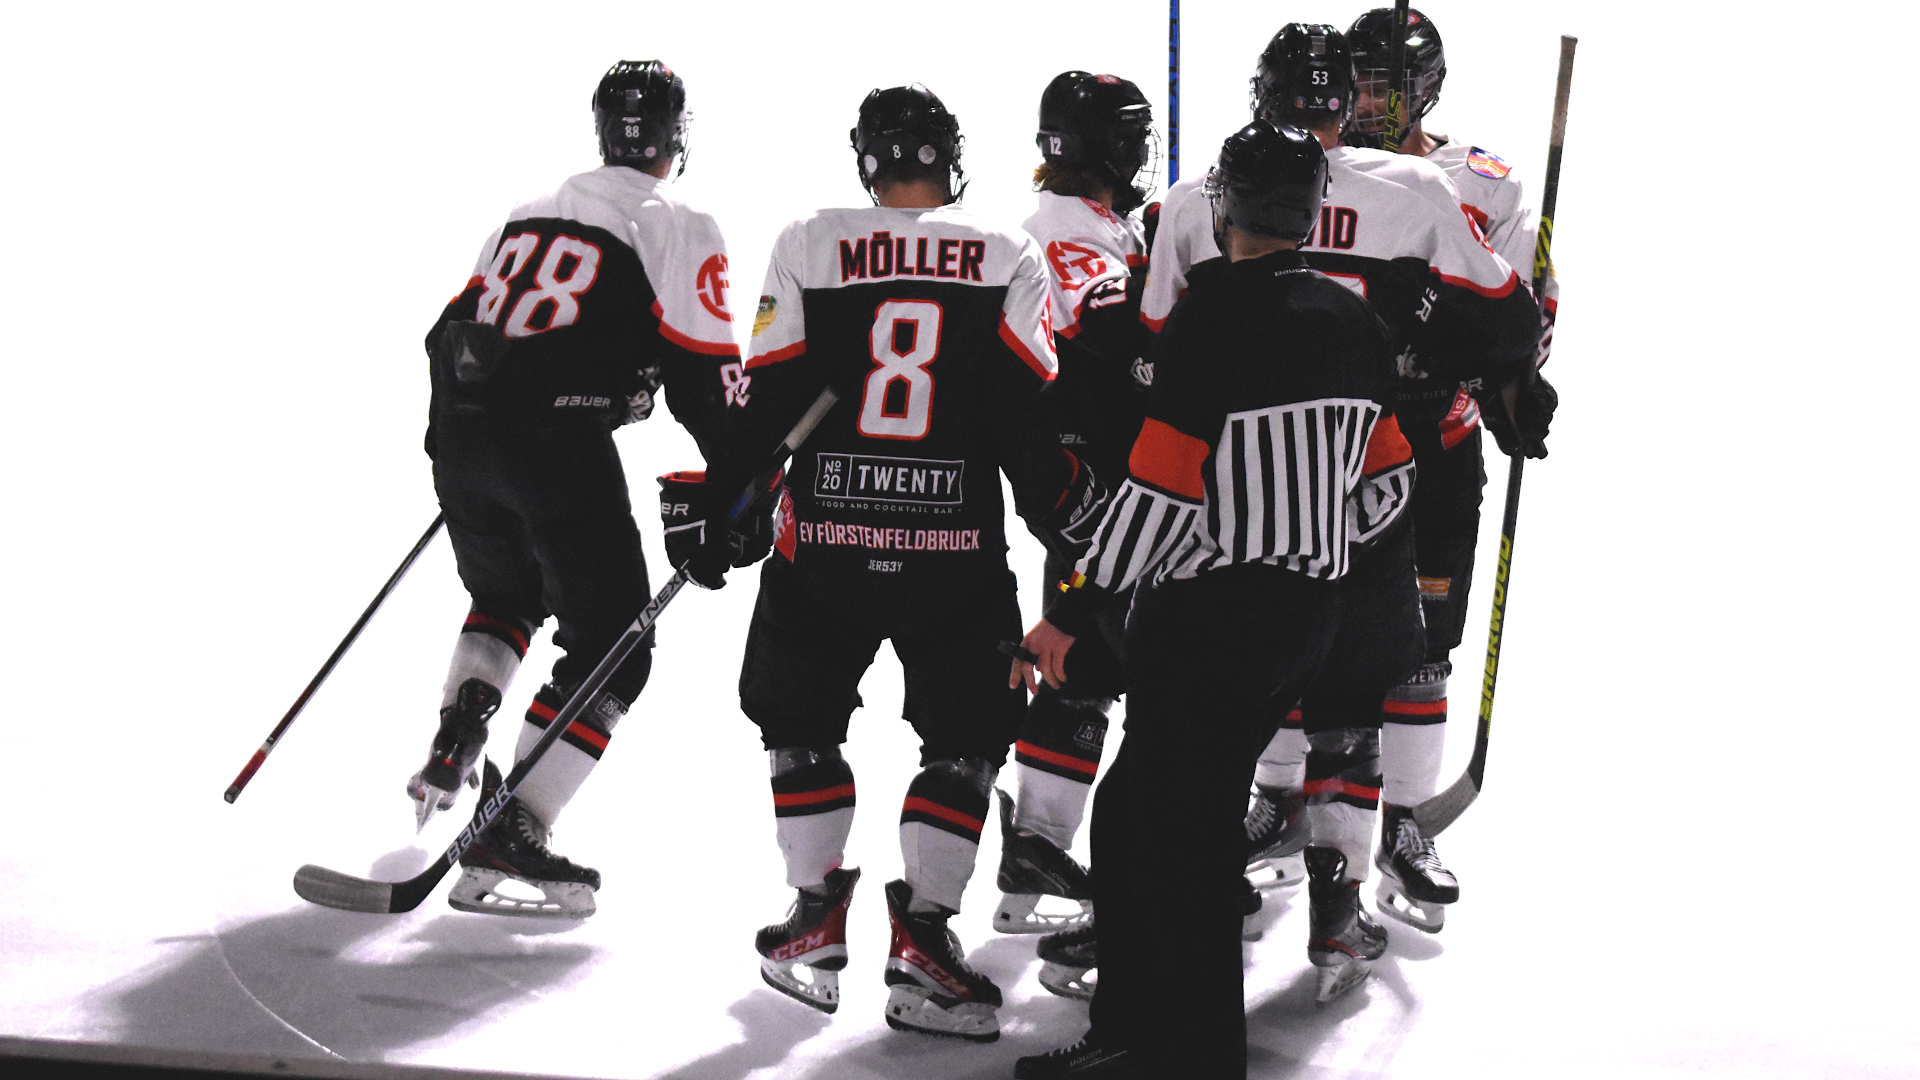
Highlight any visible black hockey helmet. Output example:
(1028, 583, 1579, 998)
(851, 85, 966, 204)
(594, 60, 689, 175)
(1203, 120, 1328, 246)
(1251, 24, 1354, 133)
(1036, 71, 1158, 213)
(1345, 7, 1447, 148)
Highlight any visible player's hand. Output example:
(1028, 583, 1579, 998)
(658, 471, 728, 589)
(1010, 619, 1076, 694)
(1475, 367, 1557, 460)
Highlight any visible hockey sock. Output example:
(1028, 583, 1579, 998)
(1382, 661, 1450, 806)
(1011, 690, 1111, 849)
(440, 607, 534, 708)
(512, 667, 638, 828)
(901, 757, 995, 912)
(770, 747, 857, 890)
(1305, 726, 1381, 881)
(1253, 707, 1307, 792)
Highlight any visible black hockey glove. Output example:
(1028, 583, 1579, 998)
(430, 320, 510, 388)
(659, 472, 730, 590)
(1041, 452, 1110, 559)
(1474, 367, 1558, 460)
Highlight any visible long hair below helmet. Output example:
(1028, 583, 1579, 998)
(1035, 71, 1158, 213)
(850, 85, 966, 204)
(1204, 120, 1328, 245)
(594, 60, 689, 175)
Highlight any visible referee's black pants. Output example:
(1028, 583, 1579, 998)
(1088, 562, 1340, 1080)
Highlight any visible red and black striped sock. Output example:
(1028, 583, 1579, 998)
(770, 748, 857, 890)
(900, 758, 994, 912)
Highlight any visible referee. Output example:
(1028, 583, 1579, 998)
(1012, 121, 1407, 1080)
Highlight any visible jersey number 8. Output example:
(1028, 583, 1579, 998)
(858, 300, 942, 440)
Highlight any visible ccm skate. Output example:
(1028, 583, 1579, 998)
(1305, 847, 1388, 1004)
(755, 867, 860, 1013)
(406, 678, 499, 830)
(884, 879, 1002, 1042)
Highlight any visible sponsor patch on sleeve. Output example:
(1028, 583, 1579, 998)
(1466, 148, 1511, 180)
(752, 295, 778, 337)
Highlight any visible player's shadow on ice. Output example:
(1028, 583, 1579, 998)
(1244, 953, 1421, 1079)
(101, 845, 598, 1062)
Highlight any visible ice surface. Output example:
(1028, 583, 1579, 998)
(2, 1, 1916, 1078)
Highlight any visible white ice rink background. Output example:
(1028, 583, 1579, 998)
(2, 1, 1915, 1077)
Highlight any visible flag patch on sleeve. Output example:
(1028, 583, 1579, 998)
(1466, 148, 1511, 179)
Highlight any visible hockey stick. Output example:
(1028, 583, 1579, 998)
(1412, 35, 1575, 837)
(224, 513, 446, 804)
(1381, 0, 1412, 154)
(1168, 0, 1180, 185)
(293, 386, 840, 913)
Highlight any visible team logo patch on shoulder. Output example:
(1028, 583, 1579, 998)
(1466, 148, 1511, 179)
(752, 295, 777, 337)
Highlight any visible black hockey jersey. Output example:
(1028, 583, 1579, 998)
(426, 166, 740, 462)
(735, 205, 1070, 594)
(1050, 251, 1408, 626)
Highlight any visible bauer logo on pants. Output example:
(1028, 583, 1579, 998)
(814, 453, 964, 505)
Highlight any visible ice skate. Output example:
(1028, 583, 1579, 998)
(993, 788, 1094, 934)
(1036, 921, 1097, 1001)
(407, 678, 500, 830)
(1306, 847, 1387, 1005)
(1374, 803, 1458, 933)
(883, 879, 1002, 1042)
(1014, 1033, 1137, 1079)
(1245, 784, 1307, 887)
(447, 760, 599, 919)
(755, 866, 860, 1013)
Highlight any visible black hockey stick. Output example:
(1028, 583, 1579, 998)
(1168, 0, 1180, 184)
(225, 513, 446, 804)
(1413, 35, 1575, 837)
(292, 387, 841, 913)
(1380, 0, 1412, 154)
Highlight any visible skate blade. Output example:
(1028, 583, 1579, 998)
(1037, 960, 1095, 1002)
(883, 984, 999, 1043)
(1375, 881, 1446, 933)
(447, 867, 596, 919)
(1313, 956, 1374, 1005)
(407, 775, 460, 832)
(1249, 852, 1306, 889)
(992, 891, 1094, 935)
(759, 957, 841, 1013)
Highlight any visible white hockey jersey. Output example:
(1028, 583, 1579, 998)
(1020, 192, 1146, 340)
(1425, 138, 1559, 364)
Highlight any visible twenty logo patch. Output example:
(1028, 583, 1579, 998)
(814, 453, 964, 505)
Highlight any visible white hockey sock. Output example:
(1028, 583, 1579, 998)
(1306, 802, 1376, 882)
(1254, 723, 1309, 791)
(901, 759, 993, 912)
(513, 687, 624, 828)
(440, 628, 524, 708)
(1382, 664, 1450, 806)
(770, 749, 856, 890)
(1011, 766, 1088, 851)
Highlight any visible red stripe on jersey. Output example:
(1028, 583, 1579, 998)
(1434, 266, 1521, 299)
(1056, 318, 1082, 339)
(1128, 417, 1209, 501)
(651, 300, 742, 357)
(1304, 778, 1381, 801)
(772, 783, 857, 808)
(1140, 311, 1167, 332)
(528, 699, 558, 723)
(900, 796, 985, 835)
(1461, 203, 1491, 232)
(999, 315, 1055, 380)
(1125, 253, 1147, 268)
(452, 275, 482, 305)
(566, 721, 609, 751)
(1384, 699, 1448, 716)
(1014, 739, 1099, 777)
(746, 339, 806, 369)
(1363, 414, 1413, 473)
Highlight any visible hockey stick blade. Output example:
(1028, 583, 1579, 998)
(293, 863, 398, 913)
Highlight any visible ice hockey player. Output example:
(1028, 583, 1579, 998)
(1013, 120, 1406, 1080)
(731, 85, 1105, 1042)
(993, 69, 1157, 943)
(1141, 21, 1547, 960)
(406, 60, 742, 918)
(1342, 4, 1560, 933)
